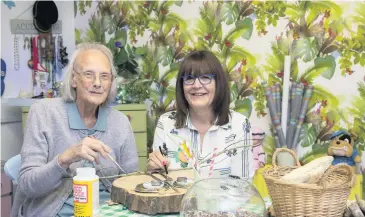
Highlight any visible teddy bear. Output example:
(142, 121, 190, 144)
(328, 130, 361, 166)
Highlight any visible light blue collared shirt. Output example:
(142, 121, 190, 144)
(67, 102, 107, 134)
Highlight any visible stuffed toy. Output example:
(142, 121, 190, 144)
(328, 130, 361, 166)
(251, 127, 266, 170)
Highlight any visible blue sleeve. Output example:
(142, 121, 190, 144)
(352, 149, 359, 159)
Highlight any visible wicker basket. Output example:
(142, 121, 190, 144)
(263, 148, 355, 217)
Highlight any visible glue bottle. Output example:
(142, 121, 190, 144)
(73, 167, 100, 217)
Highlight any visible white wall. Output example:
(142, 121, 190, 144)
(1, 1, 75, 161)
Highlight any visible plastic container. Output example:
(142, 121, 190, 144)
(180, 177, 266, 217)
(73, 167, 99, 217)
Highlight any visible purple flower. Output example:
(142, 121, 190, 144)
(122, 25, 129, 31)
(115, 41, 122, 48)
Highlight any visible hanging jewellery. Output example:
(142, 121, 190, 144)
(13, 35, 20, 70)
(23, 35, 30, 50)
(53, 36, 59, 74)
(27, 37, 34, 69)
(58, 35, 69, 69)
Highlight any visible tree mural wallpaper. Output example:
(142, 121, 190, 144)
(74, 0, 365, 173)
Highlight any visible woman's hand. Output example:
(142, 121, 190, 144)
(147, 151, 170, 171)
(58, 137, 112, 169)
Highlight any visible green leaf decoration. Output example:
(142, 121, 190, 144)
(326, 109, 339, 124)
(293, 37, 319, 62)
(360, 53, 365, 67)
(174, 1, 183, 7)
(309, 85, 339, 108)
(230, 83, 239, 101)
(227, 46, 256, 71)
(75, 0, 365, 164)
(306, 8, 319, 27)
(312, 56, 336, 80)
(234, 98, 252, 117)
(308, 1, 342, 20)
(135, 46, 148, 56)
(115, 30, 127, 47)
(148, 20, 161, 31)
(159, 47, 173, 67)
(228, 18, 253, 41)
(162, 63, 179, 81)
(212, 23, 223, 43)
(322, 45, 338, 55)
(300, 124, 317, 147)
(264, 51, 283, 74)
(164, 13, 187, 35)
(285, 5, 301, 21)
(75, 29, 82, 45)
(115, 49, 129, 65)
(221, 2, 239, 25)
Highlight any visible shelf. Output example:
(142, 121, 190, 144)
(2, 98, 148, 109)
(2, 98, 41, 107)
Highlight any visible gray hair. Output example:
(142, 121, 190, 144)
(62, 42, 117, 106)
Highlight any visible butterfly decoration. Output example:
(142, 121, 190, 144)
(168, 111, 177, 120)
(225, 148, 238, 157)
(170, 129, 178, 135)
(2, 0, 15, 9)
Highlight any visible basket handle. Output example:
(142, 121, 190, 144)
(320, 164, 355, 189)
(272, 148, 301, 168)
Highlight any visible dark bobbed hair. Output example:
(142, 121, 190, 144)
(175, 50, 231, 128)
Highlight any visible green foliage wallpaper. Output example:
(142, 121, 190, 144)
(74, 0, 365, 169)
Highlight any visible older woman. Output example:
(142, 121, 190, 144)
(11, 43, 138, 217)
(147, 50, 254, 180)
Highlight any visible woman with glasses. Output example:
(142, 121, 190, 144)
(147, 50, 254, 180)
(11, 43, 138, 217)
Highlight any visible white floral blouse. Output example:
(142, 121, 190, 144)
(152, 110, 254, 180)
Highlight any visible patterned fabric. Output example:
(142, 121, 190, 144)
(99, 203, 264, 217)
(252, 144, 265, 170)
(153, 110, 254, 180)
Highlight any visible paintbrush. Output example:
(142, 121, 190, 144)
(106, 152, 126, 174)
(159, 146, 168, 174)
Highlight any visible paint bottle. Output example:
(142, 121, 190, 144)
(73, 167, 99, 217)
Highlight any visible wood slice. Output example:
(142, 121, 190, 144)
(111, 169, 194, 215)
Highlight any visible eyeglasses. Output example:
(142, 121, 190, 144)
(181, 74, 215, 85)
(73, 68, 114, 83)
